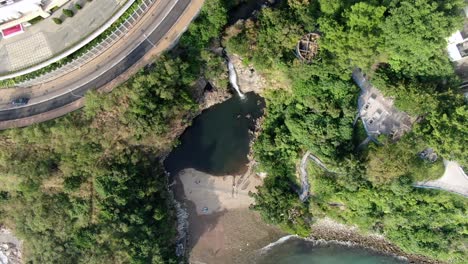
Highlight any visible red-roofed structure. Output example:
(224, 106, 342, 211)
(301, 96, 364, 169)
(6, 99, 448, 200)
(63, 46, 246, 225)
(1, 24, 23, 38)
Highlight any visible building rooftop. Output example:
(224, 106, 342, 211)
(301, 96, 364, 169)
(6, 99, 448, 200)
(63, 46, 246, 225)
(1, 23, 23, 38)
(353, 69, 413, 141)
(0, 0, 43, 24)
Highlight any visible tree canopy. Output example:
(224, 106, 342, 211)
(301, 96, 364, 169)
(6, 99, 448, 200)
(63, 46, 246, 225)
(226, 0, 467, 262)
(0, 0, 230, 262)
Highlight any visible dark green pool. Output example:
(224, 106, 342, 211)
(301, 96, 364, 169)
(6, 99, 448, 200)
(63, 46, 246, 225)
(164, 92, 264, 176)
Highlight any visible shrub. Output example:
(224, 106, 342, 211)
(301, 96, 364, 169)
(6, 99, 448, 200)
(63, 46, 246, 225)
(75, 4, 82, 10)
(52, 17, 62, 24)
(28, 16, 44, 25)
(63, 9, 74, 17)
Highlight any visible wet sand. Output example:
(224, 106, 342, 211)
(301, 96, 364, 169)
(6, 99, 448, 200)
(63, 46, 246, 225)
(188, 208, 284, 264)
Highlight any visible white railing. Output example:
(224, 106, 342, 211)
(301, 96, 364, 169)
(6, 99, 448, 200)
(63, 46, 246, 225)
(5, 0, 157, 87)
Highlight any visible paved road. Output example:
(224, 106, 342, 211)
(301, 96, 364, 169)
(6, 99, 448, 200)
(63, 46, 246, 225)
(414, 160, 468, 197)
(0, 0, 191, 121)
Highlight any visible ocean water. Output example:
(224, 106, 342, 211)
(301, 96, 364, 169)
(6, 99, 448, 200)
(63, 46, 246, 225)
(256, 237, 408, 264)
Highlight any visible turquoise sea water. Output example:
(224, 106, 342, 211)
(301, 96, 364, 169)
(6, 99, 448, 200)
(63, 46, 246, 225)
(257, 237, 407, 264)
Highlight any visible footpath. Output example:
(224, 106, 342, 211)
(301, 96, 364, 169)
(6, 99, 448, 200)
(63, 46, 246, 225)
(415, 160, 468, 197)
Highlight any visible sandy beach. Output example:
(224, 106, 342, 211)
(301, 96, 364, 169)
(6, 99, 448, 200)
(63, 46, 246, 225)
(174, 168, 284, 264)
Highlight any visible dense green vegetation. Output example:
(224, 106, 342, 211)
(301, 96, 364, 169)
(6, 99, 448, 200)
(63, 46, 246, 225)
(0, 0, 230, 262)
(310, 164, 467, 261)
(0, 56, 199, 262)
(0, 67, 188, 262)
(226, 0, 467, 262)
(0, 0, 466, 262)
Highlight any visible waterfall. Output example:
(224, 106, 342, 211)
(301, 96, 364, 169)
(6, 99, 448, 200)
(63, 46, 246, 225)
(228, 61, 245, 98)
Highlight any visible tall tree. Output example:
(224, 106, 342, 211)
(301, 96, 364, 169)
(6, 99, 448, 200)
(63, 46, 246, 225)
(381, 0, 465, 77)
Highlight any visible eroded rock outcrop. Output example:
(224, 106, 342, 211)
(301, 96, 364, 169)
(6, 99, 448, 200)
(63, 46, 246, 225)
(0, 227, 21, 264)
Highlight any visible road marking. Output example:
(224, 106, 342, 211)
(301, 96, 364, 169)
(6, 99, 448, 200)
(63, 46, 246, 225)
(144, 34, 156, 47)
(69, 89, 83, 98)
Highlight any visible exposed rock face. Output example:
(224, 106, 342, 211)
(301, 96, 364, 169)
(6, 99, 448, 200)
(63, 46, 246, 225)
(200, 85, 232, 109)
(190, 77, 231, 110)
(190, 53, 266, 111)
(229, 54, 266, 94)
(0, 227, 21, 264)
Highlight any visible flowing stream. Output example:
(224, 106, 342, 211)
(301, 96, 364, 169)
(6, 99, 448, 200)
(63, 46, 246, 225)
(228, 61, 245, 98)
(227, 0, 281, 26)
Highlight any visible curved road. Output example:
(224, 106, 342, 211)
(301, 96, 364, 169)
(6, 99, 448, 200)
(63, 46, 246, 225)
(0, 0, 191, 122)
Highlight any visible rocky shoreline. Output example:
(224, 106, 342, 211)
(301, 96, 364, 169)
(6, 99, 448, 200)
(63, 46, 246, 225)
(223, 54, 444, 263)
(167, 55, 266, 261)
(309, 218, 442, 264)
(165, 51, 442, 264)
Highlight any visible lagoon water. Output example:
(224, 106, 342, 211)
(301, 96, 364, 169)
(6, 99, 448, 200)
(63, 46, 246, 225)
(164, 92, 264, 176)
(256, 237, 407, 264)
